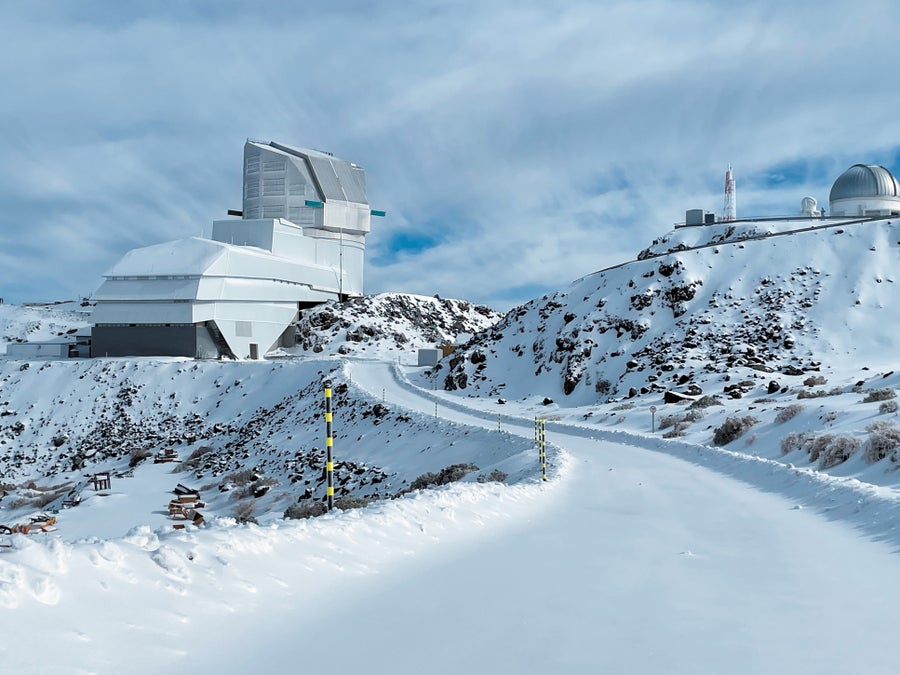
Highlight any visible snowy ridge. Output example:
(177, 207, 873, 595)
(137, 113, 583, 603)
(0, 302, 90, 355)
(288, 292, 500, 359)
(1, 223, 900, 672)
(438, 217, 898, 402)
(0, 358, 533, 537)
(634, 216, 871, 260)
(421, 217, 899, 486)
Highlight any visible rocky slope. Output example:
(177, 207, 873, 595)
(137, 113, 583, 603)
(0, 358, 529, 525)
(435, 218, 899, 405)
(288, 292, 500, 359)
(0, 293, 511, 526)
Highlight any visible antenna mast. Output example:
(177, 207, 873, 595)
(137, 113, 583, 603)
(723, 164, 736, 222)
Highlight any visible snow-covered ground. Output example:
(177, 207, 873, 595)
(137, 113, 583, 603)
(1, 219, 898, 673)
(3, 359, 900, 674)
(0, 301, 90, 355)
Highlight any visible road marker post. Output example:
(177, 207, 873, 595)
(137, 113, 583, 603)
(540, 419, 547, 482)
(535, 418, 547, 482)
(325, 386, 334, 511)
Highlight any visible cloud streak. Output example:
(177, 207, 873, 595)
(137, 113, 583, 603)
(2, 1, 900, 308)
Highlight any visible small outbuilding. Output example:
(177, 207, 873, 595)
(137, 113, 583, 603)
(418, 348, 441, 367)
(6, 340, 71, 359)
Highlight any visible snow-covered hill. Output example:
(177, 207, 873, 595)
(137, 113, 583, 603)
(437, 218, 898, 403)
(0, 301, 90, 355)
(0, 358, 530, 536)
(0, 293, 507, 531)
(287, 292, 500, 359)
(1, 220, 900, 673)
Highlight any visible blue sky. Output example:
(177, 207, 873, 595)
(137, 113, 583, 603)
(2, 0, 900, 310)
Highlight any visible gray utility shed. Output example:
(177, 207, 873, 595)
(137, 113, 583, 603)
(6, 341, 70, 359)
(418, 348, 441, 367)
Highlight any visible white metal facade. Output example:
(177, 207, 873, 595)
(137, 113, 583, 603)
(91, 141, 373, 359)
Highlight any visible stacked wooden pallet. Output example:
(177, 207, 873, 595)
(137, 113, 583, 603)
(154, 448, 178, 464)
(169, 483, 205, 529)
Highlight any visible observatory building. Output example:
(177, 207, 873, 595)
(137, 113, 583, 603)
(91, 140, 381, 360)
(829, 164, 900, 217)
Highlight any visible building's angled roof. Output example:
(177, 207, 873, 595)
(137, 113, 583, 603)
(249, 140, 368, 205)
(101, 236, 297, 278)
(830, 164, 900, 202)
(102, 238, 229, 277)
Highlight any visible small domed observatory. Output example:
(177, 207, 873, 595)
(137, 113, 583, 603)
(800, 196, 818, 216)
(829, 164, 900, 217)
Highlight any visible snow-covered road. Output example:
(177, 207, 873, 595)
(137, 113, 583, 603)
(5, 359, 900, 674)
(315, 360, 900, 674)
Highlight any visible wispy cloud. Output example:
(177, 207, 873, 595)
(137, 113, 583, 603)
(2, 1, 900, 308)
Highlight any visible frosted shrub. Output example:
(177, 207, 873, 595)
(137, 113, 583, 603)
(488, 469, 508, 482)
(689, 395, 723, 410)
(659, 409, 704, 431)
(792, 432, 861, 468)
(476, 469, 508, 483)
(176, 445, 213, 472)
(797, 387, 842, 400)
(818, 435, 861, 469)
(284, 502, 326, 520)
(880, 400, 899, 414)
(234, 500, 257, 524)
(774, 404, 804, 424)
(683, 408, 705, 423)
(334, 496, 372, 510)
(658, 414, 679, 431)
(407, 463, 479, 492)
(805, 434, 832, 464)
(409, 472, 439, 490)
(129, 448, 152, 467)
(864, 421, 900, 463)
(780, 431, 811, 455)
(862, 388, 897, 403)
(225, 470, 256, 486)
(712, 416, 758, 446)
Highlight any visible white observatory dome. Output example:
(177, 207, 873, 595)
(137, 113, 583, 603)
(829, 164, 900, 217)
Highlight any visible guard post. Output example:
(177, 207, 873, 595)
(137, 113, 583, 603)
(325, 385, 334, 511)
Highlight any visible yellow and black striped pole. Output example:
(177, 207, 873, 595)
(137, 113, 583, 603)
(539, 419, 547, 482)
(325, 386, 334, 511)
